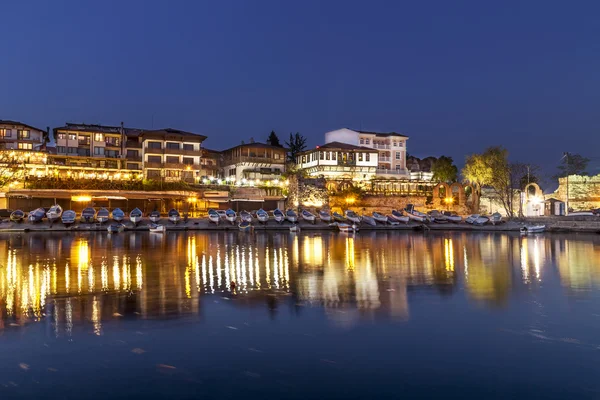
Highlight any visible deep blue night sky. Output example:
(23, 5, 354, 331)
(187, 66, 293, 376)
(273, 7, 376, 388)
(2, 0, 599, 181)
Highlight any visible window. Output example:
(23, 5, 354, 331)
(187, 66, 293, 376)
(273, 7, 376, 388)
(274, 153, 280, 160)
(348, 153, 354, 162)
(148, 141, 162, 149)
(166, 156, 179, 163)
(147, 155, 161, 163)
(358, 153, 363, 162)
(166, 142, 180, 150)
(398, 141, 404, 147)
(166, 170, 180, 178)
(183, 143, 194, 151)
(396, 165, 401, 171)
(106, 150, 119, 158)
(126, 150, 139, 158)
(105, 137, 120, 146)
(360, 138, 364, 144)
(94, 147, 105, 155)
(319, 151, 324, 160)
(68, 134, 77, 140)
(78, 135, 90, 145)
(0, 129, 12, 138)
(396, 152, 401, 160)
(77, 148, 90, 156)
(147, 170, 161, 178)
(94, 133, 104, 142)
(126, 163, 140, 170)
(57, 133, 66, 140)
(17, 130, 30, 139)
(302, 155, 306, 163)
(366, 153, 370, 162)
(332, 152, 337, 160)
(393, 141, 397, 147)
(18, 143, 32, 150)
(365, 139, 370, 145)
(68, 147, 78, 154)
(57, 146, 66, 153)
(183, 157, 194, 165)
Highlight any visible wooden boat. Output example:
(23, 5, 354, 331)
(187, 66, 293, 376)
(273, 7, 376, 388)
(361, 215, 377, 226)
(333, 212, 346, 222)
(465, 214, 480, 224)
(10, 210, 24, 223)
(289, 225, 300, 233)
(569, 211, 595, 216)
(372, 212, 388, 223)
(344, 210, 361, 224)
(240, 210, 253, 223)
(337, 222, 358, 233)
(168, 209, 180, 224)
(149, 210, 161, 223)
(428, 210, 448, 223)
(81, 207, 96, 223)
(149, 223, 165, 233)
(61, 210, 76, 226)
(273, 209, 285, 224)
(226, 209, 237, 224)
(472, 216, 490, 226)
(520, 225, 546, 234)
(386, 216, 400, 225)
(107, 223, 124, 233)
(301, 210, 316, 224)
(208, 209, 221, 224)
(256, 209, 269, 224)
(286, 209, 298, 223)
(391, 210, 410, 223)
(130, 208, 143, 225)
(46, 204, 63, 222)
(217, 210, 227, 220)
(111, 208, 125, 222)
(28, 207, 46, 223)
(442, 211, 462, 223)
(319, 210, 332, 222)
(96, 208, 110, 224)
(238, 221, 253, 232)
(490, 212, 503, 225)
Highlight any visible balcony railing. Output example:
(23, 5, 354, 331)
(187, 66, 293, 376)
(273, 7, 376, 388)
(126, 141, 142, 149)
(226, 156, 284, 164)
(144, 145, 163, 153)
(376, 168, 408, 175)
(379, 157, 391, 162)
(144, 162, 200, 169)
(374, 144, 390, 149)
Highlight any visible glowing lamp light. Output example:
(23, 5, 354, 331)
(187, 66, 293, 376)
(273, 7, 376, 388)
(217, 179, 222, 185)
(209, 176, 214, 181)
(444, 197, 454, 204)
(72, 195, 92, 202)
(531, 196, 542, 205)
(346, 197, 355, 205)
(242, 178, 247, 184)
(202, 178, 208, 184)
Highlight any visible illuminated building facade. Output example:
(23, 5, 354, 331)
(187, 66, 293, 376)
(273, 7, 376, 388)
(296, 142, 379, 181)
(221, 141, 286, 183)
(0, 120, 48, 151)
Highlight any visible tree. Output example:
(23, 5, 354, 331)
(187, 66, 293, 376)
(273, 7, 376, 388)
(267, 130, 282, 147)
(285, 132, 307, 163)
(0, 151, 26, 189)
(555, 152, 589, 178)
(431, 156, 458, 183)
(462, 146, 508, 214)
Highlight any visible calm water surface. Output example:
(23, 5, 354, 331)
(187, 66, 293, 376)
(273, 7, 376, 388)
(1, 231, 600, 399)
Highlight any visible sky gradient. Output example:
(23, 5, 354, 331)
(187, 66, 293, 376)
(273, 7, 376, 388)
(2, 0, 599, 183)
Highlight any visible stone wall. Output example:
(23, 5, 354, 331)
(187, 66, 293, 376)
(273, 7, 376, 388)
(553, 174, 600, 211)
(286, 176, 329, 210)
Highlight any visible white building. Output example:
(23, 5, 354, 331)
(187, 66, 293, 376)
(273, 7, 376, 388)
(296, 142, 378, 181)
(324, 128, 409, 178)
(222, 141, 286, 183)
(0, 120, 47, 151)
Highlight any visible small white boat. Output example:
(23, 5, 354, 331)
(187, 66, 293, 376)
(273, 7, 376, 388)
(217, 210, 227, 220)
(372, 212, 388, 223)
(345, 210, 361, 224)
(257, 209, 269, 224)
(96, 208, 110, 224)
(391, 210, 410, 224)
(490, 212, 503, 225)
(332, 212, 346, 223)
(149, 223, 165, 233)
(112, 208, 125, 222)
(473, 216, 490, 226)
(286, 209, 298, 223)
(520, 225, 546, 234)
(81, 207, 96, 223)
(301, 209, 316, 224)
(337, 222, 358, 233)
(130, 208, 143, 225)
(319, 210, 332, 222)
(238, 221, 253, 232)
(290, 225, 300, 233)
(429, 210, 448, 223)
(273, 209, 285, 224)
(168, 209, 180, 224)
(465, 214, 480, 224)
(208, 209, 220, 224)
(46, 204, 63, 222)
(10, 210, 24, 223)
(442, 212, 462, 223)
(240, 210, 253, 223)
(404, 210, 425, 223)
(226, 209, 237, 224)
(61, 210, 76, 226)
(149, 210, 161, 223)
(28, 208, 46, 223)
(361, 215, 377, 226)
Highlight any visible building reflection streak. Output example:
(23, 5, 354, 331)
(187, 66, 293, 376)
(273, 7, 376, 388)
(520, 238, 529, 283)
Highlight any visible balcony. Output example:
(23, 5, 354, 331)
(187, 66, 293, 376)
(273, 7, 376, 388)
(376, 168, 409, 177)
(379, 157, 391, 162)
(144, 145, 163, 154)
(78, 140, 91, 147)
(144, 162, 200, 169)
(226, 156, 283, 165)
(145, 162, 162, 169)
(105, 141, 121, 148)
(126, 141, 142, 149)
(126, 156, 142, 162)
(374, 144, 390, 150)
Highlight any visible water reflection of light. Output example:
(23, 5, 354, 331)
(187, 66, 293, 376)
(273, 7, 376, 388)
(345, 237, 355, 271)
(444, 239, 455, 272)
(92, 296, 101, 336)
(520, 238, 529, 283)
(533, 238, 541, 281)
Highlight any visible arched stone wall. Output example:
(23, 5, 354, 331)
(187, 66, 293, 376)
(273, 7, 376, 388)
(524, 182, 542, 199)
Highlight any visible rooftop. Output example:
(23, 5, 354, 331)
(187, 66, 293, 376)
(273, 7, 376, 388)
(301, 141, 379, 154)
(55, 123, 206, 140)
(223, 141, 287, 152)
(352, 129, 409, 138)
(0, 120, 47, 133)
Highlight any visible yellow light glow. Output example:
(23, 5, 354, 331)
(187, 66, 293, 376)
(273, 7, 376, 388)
(444, 197, 454, 204)
(346, 197, 355, 204)
(188, 197, 197, 203)
(72, 195, 92, 202)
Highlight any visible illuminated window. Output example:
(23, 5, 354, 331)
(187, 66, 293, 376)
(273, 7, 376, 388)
(0, 128, 11, 138)
(302, 155, 306, 163)
(332, 152, 337, 160)
(68, 134, 77, 140)
(57, 133, 66, 140)
(358, 153, 363, 161)
(366, 153, 370, 162)
(94, 133, 104, 142)
(79, 135, 90, 145)
(18, 142, 32, 149)
(17, 130, 30, 139)
(166, 170, 180, 177)
(105, 137, 120, 146)
(325, 151, 330, 160)
(274, 153, 280, 159)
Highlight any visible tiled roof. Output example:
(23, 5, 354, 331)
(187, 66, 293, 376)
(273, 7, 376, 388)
(352, 129, 409, 138)
(140, 128, 207, 141)
(0, 120, 47, 133)
(317, 141, 378, 151)
(223, 141, 287, 151)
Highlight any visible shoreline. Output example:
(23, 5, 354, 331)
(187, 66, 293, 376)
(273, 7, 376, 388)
(1, 217, 599, 233)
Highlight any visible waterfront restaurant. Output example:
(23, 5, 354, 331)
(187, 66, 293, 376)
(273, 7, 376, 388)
(296, 142, 379, 181)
